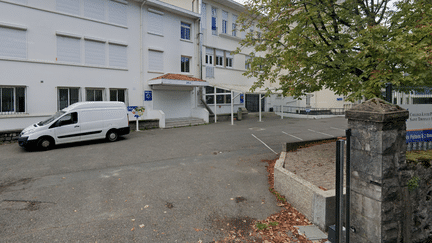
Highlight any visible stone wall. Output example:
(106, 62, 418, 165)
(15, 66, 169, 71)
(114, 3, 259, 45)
(346, 98, 431, 243)
(406, 161, 432, 243)
(0, 130, 21, 143)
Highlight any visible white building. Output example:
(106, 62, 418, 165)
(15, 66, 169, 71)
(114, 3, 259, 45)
(0, 0, 209, 132)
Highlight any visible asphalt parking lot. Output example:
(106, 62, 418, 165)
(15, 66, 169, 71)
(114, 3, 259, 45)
(0, 113, 348, 242)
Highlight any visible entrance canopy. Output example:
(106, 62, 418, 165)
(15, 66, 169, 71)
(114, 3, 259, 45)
(149, 73, 209, 89)
(205, 81, 268, 94)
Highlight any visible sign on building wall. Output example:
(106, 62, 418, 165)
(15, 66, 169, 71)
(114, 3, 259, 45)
(240, 94, 244, 104)
(400, 104, 432, 150)
(144, 90, 152, 101)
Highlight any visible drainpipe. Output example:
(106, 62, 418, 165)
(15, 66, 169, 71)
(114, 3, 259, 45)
(140, 0, 147, 106)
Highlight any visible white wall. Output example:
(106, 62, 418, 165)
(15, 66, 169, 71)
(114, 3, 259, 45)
(153, 90, 192, 118)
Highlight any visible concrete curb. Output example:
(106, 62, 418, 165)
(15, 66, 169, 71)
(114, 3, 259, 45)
(274, 151, 345, 232)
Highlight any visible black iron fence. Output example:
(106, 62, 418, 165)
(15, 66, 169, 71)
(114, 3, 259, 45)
(273, 106, 350, 115)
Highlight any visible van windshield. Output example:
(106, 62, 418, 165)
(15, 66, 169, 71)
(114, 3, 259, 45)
(38, 111, 66, 126)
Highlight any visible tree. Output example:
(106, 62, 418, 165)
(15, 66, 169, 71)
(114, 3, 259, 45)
(236, 0, 432, 100)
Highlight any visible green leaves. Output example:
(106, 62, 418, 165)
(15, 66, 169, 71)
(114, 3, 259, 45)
(238, 0, 432, 100)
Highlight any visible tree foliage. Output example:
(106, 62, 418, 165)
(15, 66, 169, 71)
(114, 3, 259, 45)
(236, 0, 432, 100)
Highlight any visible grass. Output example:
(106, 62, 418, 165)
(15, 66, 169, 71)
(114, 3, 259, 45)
(406, 150, 432, 165)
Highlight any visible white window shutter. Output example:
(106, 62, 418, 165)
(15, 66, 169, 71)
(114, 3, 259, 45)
(109, 44, 127, 68)
(0, 27, 27, 59)
(57, 36, 80, 63)
(85, 40, 105, 66)
(108, 0, 127, 26)
(148, 50, 163, 72)
(201, 3, 206, 30)
(84, 0, 105, 21)
(56, 0, 80, 15)
(148, 12, 163, 35)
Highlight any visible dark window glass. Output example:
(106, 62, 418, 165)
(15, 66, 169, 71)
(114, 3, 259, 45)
(16, 87, 25, 112)
(1, 88, 13, 112)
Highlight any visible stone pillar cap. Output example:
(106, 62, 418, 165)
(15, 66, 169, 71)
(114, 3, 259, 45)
(345, 98, 409, 122)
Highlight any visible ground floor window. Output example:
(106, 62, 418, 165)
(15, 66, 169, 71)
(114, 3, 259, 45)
(205, 86, 231, 104)
(110, 89, 126, 103)
(58, 87, 79, 110)
(86, 88, 104, 101)
(0, 86, 25, 113)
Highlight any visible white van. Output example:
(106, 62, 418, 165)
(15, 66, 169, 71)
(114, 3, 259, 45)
(18, 102, 130, 150)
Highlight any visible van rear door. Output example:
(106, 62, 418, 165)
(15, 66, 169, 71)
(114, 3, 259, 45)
(51, 112, 81, 144)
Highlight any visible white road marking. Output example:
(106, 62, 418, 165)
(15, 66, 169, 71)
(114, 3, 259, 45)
(281, 131, 304, 141)
(307, 129, 334, 137)
(251, 134, 278, 154)
(330, 127, 346, 131)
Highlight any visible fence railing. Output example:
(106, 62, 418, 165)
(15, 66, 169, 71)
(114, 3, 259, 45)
(273, 105, 351, 115)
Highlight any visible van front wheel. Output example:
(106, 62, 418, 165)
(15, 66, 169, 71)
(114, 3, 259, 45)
(106, 130, 118, 142)
(37, 137, 53, 150)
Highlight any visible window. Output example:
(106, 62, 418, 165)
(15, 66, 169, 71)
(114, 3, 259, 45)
(85, 39, 105, 66)
(0, 26, 27, 59)
(211, 7, 217, 35)
(245, 55, 251, 70)
(148, 50, 163, 72)
(57, 112, 78, 126)
(58, 87, 79, 110)
(201, 3, 206, 30)
(108, 0, 127, 26)
(0, 86, 25, 113)
(148, 10, 164, 36)
(215, 50, 224, 66)
(86, 89, 104, 101)
(232, 15, 237, 36)
(110, 89, 126, 103)
(84, 0, 105, 21)
(181, 56, 190, 73)
(56, 0, 80, 15)
(222, 11, 228, 34)
(226, 52, 233, 68)
(205, 86, 231, 104)
(205, 48, 214, 65)
(181, 22, 191, 40)
(57, 35, 81, 63)
(109, 43, 127, 68)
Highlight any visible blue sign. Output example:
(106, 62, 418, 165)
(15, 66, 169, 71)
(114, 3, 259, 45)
(337, 98, 343, 101)
(305, 109, 311, 113)
(406, 129, 432, 143)
(240, 94, 244, 104)
(144, 91, 152, 101)
(127, 106, 137, 112)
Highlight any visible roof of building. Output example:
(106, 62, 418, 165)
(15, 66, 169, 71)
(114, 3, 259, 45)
(151, 73, 206, 82)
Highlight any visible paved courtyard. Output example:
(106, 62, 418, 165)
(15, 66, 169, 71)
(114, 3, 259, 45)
(0, 114, 347, 242)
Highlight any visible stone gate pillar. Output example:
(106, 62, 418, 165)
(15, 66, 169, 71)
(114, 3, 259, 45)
(345, 98, 410, 242)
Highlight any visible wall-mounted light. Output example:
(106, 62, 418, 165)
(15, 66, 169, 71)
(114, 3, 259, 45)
(40, 80, 44, 83)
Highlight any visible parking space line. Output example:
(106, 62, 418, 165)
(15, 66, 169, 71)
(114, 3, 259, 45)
(330, 127, 346, 131)
(251, 134, 278, 154)
(307, 129, 334, 137)
(281, 131, 304, 141)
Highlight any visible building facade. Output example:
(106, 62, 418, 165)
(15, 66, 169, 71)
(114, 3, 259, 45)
(0, 0, 209, 131)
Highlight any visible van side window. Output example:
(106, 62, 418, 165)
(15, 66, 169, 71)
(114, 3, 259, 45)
(58, 112, 78, 126)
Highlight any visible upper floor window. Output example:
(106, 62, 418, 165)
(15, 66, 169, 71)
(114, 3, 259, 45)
(245, 55, 251, 70)
(226, 52, 233, 68)
(215, 50, 224, 67)
(148, 10, 164, 36)
(232, 15, 237, 37)
(0, 86, 26, 114)
(181, 56, 190, 73)
(109, 43, 127, 68)
(222, 11, 228, 34)
(57, 35, 81, 64)
(148, 50, 163, 72)
(211, 7, 217, 35)
(181, 22, 191, 40)
(85, 39, 105, 66)
(205, 48, 214, 66)
(0, 26, 27, 59)
(201, 3, 207, 30)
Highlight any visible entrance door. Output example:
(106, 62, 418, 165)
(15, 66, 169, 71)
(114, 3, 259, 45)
(245, 94, 264, 112)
